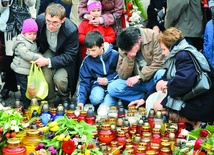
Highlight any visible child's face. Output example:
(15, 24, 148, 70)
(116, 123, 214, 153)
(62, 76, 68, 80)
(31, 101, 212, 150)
(86, 44, 104, 58)
(24, 32, 37, 41)
(90, 8, 101, 18)
(2, 1, 8, 7)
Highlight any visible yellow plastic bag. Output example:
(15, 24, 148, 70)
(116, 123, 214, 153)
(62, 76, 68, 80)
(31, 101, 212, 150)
(26, 63, 48, 100)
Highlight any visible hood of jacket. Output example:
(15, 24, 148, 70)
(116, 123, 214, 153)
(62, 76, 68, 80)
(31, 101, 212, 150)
(86, 42, 114, 61)
(165, 38, 210, 72)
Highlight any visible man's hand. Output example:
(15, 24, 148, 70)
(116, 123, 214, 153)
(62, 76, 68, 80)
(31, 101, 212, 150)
(77, 103, 84, 110)
(126, 75, 140, 87)
(97, 77, 108, 86)
(153, 26, 160, 33)
(128, 99, 145, 108)
(35, 57, 49, 67)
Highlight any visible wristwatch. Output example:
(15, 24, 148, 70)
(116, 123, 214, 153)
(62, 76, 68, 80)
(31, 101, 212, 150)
(136, 75, 142, 81)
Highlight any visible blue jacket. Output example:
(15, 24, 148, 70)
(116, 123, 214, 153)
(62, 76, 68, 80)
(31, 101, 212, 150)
(76, 43, 119, 104)
(203, 20, 214, 69)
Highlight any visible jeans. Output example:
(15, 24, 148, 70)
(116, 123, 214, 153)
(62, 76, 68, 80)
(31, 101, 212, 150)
(89, 86, 118, 107)
(15, 73, 31, 109)
(107, 69, 166, 102)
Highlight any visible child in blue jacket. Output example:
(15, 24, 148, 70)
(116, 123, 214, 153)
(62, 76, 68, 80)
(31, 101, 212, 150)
(76, 31, 119, 110)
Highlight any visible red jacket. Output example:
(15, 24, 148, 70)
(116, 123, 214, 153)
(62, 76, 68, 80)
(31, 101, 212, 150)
(78, 20, 116, 44)
(78, 20, 116, 59)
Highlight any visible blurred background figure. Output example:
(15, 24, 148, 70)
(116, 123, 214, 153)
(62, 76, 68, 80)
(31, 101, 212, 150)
(164, 0, 203, 51)
(147, 0, 166, 33)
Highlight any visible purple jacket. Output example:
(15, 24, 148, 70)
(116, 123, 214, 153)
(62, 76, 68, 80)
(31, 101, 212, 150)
(78, 0, 124, 27)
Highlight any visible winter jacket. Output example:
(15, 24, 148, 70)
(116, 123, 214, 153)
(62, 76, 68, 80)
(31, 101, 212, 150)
(165, 0, 203, 38)
(36, 13, 80, 96)
(78, 20, 116, 44)
(116, 28, 164, 81)
(11, 34, 40, 75)
(203, 20, 214, 69)
(161, 39, 214, 122)
(77, 43, 119, 104)
(78, 0, 124, 27)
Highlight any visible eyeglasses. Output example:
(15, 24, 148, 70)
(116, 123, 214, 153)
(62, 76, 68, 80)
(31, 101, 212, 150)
(46, 19, 61, 26)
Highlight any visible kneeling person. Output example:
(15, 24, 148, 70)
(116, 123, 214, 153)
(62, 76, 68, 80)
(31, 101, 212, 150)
(77, 31, 119, 110)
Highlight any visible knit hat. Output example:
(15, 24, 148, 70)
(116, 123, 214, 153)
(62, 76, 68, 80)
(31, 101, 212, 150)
(22, 18, 38, 33)
(87, 0, 102, 12)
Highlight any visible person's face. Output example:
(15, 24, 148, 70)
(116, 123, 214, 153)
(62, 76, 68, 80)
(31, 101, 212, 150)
(45, 14, 65, 32)
(160, 41, 170, 57)
(2, 1, 8, 7)
(23, 32, 37, 41)
(127, 43, 140, 59)
(90, 8, 101, 18)
(86, 44, 104, 58)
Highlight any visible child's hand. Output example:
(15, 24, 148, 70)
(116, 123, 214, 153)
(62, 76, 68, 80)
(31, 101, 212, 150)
(89, 17, 100, 26)
(35, 54, 43, 59)
(86, 14, 95, 21)
(97, 77, 108, 86)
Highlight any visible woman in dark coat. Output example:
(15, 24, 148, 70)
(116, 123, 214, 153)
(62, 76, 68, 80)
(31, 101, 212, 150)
(129, 27, 214, 129)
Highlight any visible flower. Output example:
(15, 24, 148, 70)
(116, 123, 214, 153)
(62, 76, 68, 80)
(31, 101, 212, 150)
(62, 139, 76, 154)
(174, 124, 214, 154)
(194, 138, 203, 150)
(36, 115, 102, 155)
(124, 0, 147, 26)
(36, 149, 47, 155)
(199, 129, 209, 137)
(0, 108, 26, 153)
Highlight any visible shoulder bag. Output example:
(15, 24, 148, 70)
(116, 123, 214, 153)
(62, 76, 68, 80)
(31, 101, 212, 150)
(165, 52, 212, 111)
(182, 53, 212, 101)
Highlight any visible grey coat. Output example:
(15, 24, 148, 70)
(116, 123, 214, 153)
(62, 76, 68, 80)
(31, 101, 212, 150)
(11, 33, 40, 75)
(164, 0, 203, 38)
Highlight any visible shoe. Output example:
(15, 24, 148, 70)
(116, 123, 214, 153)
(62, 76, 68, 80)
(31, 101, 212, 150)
(0, 89, 9, 99)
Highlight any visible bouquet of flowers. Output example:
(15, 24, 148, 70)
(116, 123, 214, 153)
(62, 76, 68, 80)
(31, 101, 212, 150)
(124, 0, 147, 26)
(174, 124, 214, 155)
(37, 115, 102, 155)
(0, 108, 24, 154)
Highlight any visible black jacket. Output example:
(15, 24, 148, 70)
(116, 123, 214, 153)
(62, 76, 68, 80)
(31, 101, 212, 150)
(147, 0, 166, 31)
(36, 13, 80, 96)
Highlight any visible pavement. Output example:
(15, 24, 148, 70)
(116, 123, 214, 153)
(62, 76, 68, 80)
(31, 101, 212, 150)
(0, 84, 22, 108)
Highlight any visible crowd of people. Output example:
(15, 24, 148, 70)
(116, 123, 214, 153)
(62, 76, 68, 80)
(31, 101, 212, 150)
(0, 0, 214, 129)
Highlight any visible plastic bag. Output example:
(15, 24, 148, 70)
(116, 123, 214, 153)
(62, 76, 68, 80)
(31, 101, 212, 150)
(26, 63, 48, 100)
(145, 91, 166, 117)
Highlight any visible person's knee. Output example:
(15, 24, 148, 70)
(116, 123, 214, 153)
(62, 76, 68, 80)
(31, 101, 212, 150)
(107, 81, 121, 95)
(89, 95, 103, 105)
(54, 69, 68, 91)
